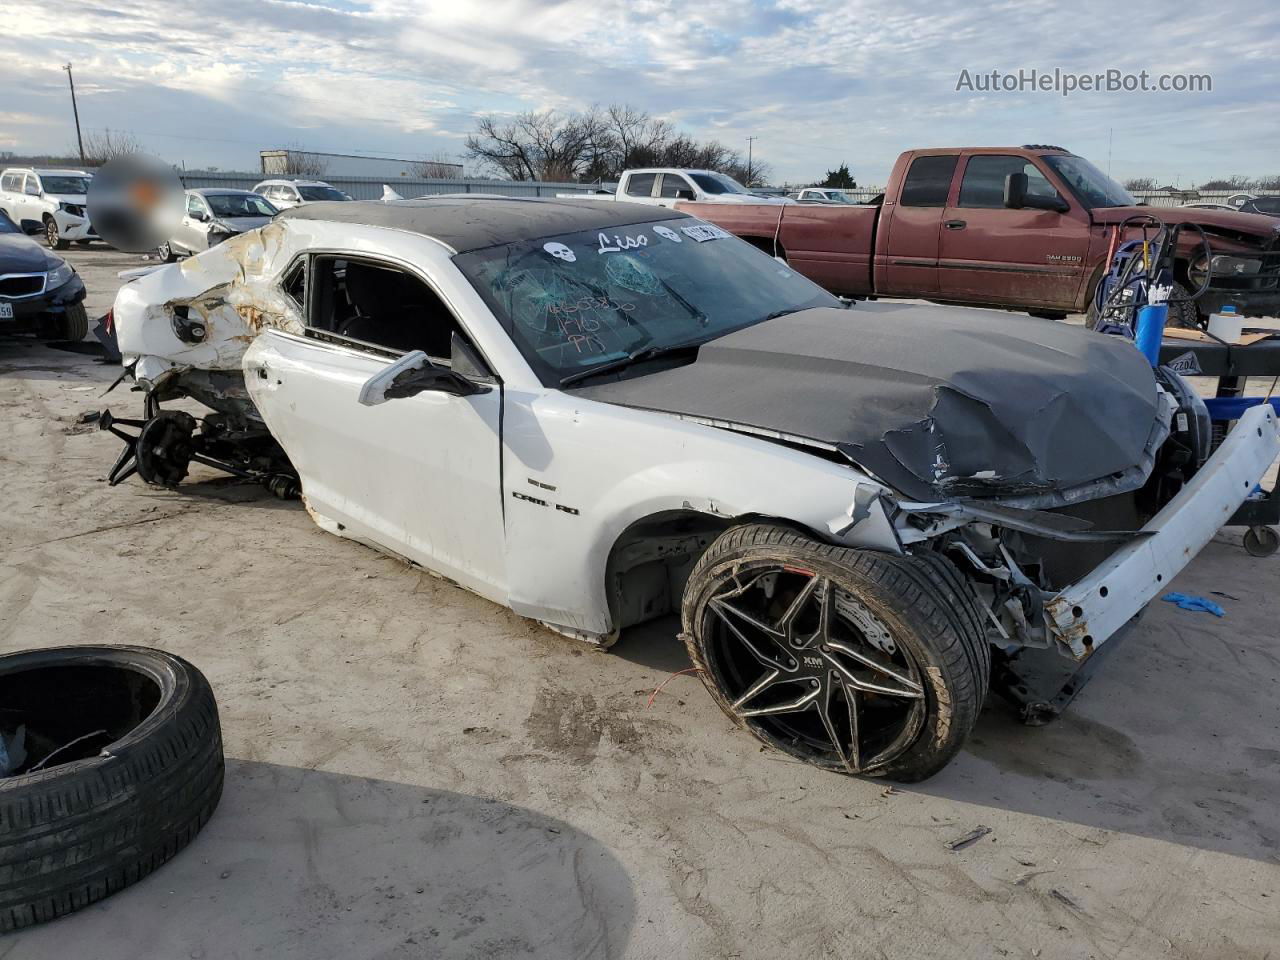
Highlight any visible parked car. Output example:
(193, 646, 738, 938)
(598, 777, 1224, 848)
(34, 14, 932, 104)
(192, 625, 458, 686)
(99, 197, 1280, 782)
(677, 145, 1280, 325)
(1238, 196, 1280, 218)
(0, 209, 89, 339)
(795, 188, 859, 204)
(604, 169, 793, 207)
(156, 189, 279, 261)
(251, 179, 352, 209)
(0, 167, 98, 250)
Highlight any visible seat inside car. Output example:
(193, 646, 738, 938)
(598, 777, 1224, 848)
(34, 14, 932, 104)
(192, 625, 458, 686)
(337, 261, 455, 357)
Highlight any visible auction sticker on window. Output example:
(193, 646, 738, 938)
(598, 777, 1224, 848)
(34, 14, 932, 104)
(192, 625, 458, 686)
(681, 223, 731, 243)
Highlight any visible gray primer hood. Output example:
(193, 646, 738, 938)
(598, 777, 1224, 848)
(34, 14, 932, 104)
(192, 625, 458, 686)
(575, 304, 1164, 502)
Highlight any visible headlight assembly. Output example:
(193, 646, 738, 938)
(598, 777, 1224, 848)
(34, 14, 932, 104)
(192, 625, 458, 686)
(45, 262, 75, 289)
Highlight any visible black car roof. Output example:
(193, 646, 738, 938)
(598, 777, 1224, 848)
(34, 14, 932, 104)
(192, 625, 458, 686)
(276, 197, 689, 253)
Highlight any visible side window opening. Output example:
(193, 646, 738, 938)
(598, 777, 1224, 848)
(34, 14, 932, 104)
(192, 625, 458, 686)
(282, 260, 306, 310)
(958, 155, 1061, 209)
(899, 155, 958, 207)
(658, 174, 693, 199)
(306, 256, 473, 363)
(625, 173, 657, 197)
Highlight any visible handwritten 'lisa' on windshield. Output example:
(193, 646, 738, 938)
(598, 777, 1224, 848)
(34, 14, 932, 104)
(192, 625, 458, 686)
(597, 232, 648, 254)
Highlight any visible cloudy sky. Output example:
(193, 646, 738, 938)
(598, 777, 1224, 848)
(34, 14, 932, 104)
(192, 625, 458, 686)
(3, 0, 1277, 186)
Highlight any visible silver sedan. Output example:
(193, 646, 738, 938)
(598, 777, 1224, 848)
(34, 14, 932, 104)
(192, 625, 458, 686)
(157, 189, 279, 261)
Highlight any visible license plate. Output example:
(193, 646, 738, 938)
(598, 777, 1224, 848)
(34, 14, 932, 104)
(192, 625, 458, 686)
(0, 303, 13, 319)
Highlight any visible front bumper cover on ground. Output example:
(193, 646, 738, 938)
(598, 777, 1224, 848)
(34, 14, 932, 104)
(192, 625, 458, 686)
(1046, 402, 1280, 658)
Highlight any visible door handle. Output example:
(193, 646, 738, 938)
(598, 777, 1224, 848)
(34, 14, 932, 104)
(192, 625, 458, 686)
(944, 219, 967, 230)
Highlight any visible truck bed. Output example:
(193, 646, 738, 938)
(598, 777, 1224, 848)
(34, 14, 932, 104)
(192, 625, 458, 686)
(678, 201, 878, 297)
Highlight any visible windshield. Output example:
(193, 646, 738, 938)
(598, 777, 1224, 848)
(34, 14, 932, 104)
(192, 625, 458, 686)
(297, 185, 349, 201)
(454, 217, 839, 386)
(1247, 197, 1280, 215)
(689, 173, 750, 195)
(206, 193, 278, 218)
(41, 176, 91, 195)
(0, 210, 18, 233)
(1042, 155, 1135, 208)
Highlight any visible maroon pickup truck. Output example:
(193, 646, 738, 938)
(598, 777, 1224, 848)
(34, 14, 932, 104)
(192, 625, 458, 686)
(681, 146, 1280, 324)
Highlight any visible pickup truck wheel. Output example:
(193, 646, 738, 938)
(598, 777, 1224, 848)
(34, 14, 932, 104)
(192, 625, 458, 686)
(156, 241, 176, 262)
(0, 645, 224, 932)
(44, 217, 68, 250)
(682, 524, 989, 782)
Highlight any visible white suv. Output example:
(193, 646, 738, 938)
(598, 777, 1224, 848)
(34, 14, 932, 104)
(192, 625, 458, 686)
(0, 168, 98, 249)
(250, 179, 351, 209)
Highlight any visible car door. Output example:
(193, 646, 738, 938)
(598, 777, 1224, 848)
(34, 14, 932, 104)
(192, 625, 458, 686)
(243, 252, 507, 599)
(174, 194, 210, 253)
(877, 153, 959, 296)
(937, 154, 1091, 308)
(15, 174, 40, 227)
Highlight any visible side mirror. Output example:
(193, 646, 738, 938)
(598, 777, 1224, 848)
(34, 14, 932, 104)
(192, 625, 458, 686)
(20, 220, 42, 236)
(1004, 173, 1069, 213)
(191, 210, 210, 222)
(357, 349, 489, 407)
(675, 188, 695, 201)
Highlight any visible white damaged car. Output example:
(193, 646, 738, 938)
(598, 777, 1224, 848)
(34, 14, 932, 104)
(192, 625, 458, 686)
(100, 198, 1280, 781)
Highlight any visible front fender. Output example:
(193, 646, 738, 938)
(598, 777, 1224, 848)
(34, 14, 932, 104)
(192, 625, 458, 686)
(501, 390, 900, 638)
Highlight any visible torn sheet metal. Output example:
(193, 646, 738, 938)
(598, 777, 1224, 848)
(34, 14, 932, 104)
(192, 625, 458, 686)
(575, 305, 1163, 503)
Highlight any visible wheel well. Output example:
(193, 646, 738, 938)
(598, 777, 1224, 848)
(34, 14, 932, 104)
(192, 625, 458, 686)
(742, 235, 785, 260)
(42, 213, 53, 222)
(604, 511, 731, 631)
(604, 511, 827, 631)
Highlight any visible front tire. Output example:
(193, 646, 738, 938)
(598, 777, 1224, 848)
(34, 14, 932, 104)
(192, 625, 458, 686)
(156, 241, 176, 262)
(44, 217, 68, 250)
(682, 524, 990, 782)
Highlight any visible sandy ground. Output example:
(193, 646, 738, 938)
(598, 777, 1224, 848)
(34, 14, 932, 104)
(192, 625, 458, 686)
(1, 245, 1279, 960)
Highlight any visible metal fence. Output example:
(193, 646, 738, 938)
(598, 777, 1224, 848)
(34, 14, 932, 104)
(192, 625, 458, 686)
(175, 173, 1256, 210)
(177, 171, 616, 200)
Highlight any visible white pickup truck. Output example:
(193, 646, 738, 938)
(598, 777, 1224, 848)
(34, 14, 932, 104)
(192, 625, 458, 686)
(566, 168, 792, 206)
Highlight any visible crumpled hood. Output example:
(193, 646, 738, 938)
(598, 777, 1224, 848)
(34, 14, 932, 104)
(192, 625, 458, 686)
(216, 215, 273, 232)
(575, 304, 1164, 503)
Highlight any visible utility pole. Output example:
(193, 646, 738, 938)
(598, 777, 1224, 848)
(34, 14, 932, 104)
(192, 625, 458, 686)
(63, 64, 85, 165)
(745, 136, 758, 186)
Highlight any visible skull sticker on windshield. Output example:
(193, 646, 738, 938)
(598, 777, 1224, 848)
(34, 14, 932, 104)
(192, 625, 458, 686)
(652, 225, 682, 243)
(543, 242, 577, 263)
(604, 255, 661, 295)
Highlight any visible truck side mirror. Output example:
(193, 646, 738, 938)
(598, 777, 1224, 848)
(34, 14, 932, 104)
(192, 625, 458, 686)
(1003, 172, 1028, 209)
(1004, 172, 1069, 213)
(675, 188, 695, 201)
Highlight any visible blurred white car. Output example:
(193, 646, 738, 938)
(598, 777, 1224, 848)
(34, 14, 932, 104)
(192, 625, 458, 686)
(156, 189, 278, 261)
(251, 179, 351, 209)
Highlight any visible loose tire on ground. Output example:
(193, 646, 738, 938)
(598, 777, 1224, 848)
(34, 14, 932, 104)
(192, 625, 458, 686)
(0, 646, 224, 933)
(682, 523, 990, 782)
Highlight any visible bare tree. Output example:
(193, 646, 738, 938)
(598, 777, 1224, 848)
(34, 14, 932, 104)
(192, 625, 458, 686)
(408, 153, 462, 179)
(1254, 174, 1280, 191)
(1198, 175, 1254, 191)
(1123, 176, 1157, 191)
(81, 128, 144, 165)
(281, 147, 329, 177)
(466, 104, 771, 185)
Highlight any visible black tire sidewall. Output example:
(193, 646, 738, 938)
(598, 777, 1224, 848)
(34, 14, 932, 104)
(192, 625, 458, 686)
(682, 525, 988, 781)
(0, 645, 224, 932)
